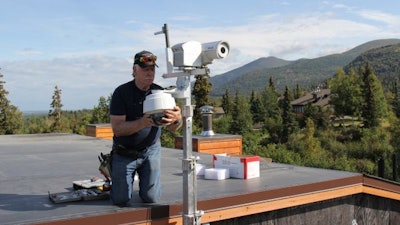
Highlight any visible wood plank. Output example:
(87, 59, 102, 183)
(200, 184, 364, 223)
(100, 185, 364, 225)
(174, 136, 243, 155)
(199, 148, 241, 155)
(198, 140, 241, 148)
(85, 124, 113, 139)
(363, 186, 400, 201)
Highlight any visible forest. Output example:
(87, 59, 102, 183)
(1, 61, 399, 183)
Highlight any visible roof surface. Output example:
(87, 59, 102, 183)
(0, 133, 367, 225)
(291, 88, 331, 106)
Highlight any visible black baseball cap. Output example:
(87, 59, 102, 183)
(134, 50, 158, 68)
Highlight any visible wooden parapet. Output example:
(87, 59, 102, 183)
(86, 124, 113, 140)
(175, 134, 242, 155)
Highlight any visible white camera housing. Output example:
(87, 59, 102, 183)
(171, 41, 202, 67)
(143, 90, 176, 115)
(171, 40, 229, 67)
(201, 41, 230, 65)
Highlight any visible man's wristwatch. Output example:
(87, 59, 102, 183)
(173, 119, 182, 126)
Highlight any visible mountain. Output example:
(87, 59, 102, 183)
(210, 56, 293, 86)
(344, 43, 400, 87)
(209, 39, 400, 96)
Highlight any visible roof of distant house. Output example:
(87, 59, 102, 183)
(291, 88, 331, 107)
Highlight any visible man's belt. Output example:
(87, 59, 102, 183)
(112, 137, 159, 159)
(112, 144, 146, 159)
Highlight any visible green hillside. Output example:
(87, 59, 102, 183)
(209, 56, 293, 86)
(344, 43, 400, 88)
(210, 39, 400, 96)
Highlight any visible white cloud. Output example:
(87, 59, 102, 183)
(332, 3, 353, 10)
(167, 12, 382, 62)
(358, 10, 400, 26)
(15, 48, 43, 57)
(3, 56, 131, 110)
(2, 2, 400, 111)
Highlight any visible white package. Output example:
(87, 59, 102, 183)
(204, 168, 230, 180)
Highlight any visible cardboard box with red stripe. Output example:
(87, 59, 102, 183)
(213, 154, 260, 179)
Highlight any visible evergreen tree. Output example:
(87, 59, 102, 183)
(0, 69, 23, 134)
(91, 94, 111, 124)
(392, 80, 400, 118)
(260, 82, 282, 144)
(268, 76, 275, 92)
(192, 74, 212, 126)
(250, 90, 264, 123)
(293, 84, 302, 99)
(360, 62, 388, 128)
(48, 85, 63, 132)
(229, 91, 253, 135)
(213, 113, 232, 134)
(302, 102, 331, 130)
(221, 89, 232, 115)
(280, 86, 297, 143)
(301, 102, 317, 128)
(261, 83, 280, 119)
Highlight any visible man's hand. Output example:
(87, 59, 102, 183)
(163, 106, 182, 130)
(110, 114, 154, 137)
(141, 114, 156, 127)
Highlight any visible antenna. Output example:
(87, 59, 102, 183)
(154, 23, 173, 74)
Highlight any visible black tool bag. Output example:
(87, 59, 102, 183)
(98, 152, 112, 181)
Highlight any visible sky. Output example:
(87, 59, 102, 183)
(1, 0, 400, 111)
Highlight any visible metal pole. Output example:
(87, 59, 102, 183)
(182, 76, 196, 225)
(163, 23, 170, 48)
(155, 24, 173, 74)
(181, 73, 203, 225)
(155, 24, 202, 225)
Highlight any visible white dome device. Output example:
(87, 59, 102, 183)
(143, 90, 176, 126)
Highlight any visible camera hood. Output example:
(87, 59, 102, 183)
(143, 90, 176, 115)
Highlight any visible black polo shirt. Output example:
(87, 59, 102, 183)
(110, 80, 162, 150)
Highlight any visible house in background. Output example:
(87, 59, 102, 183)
(291, 88, 331, 116)
(213, 106, 225, 119)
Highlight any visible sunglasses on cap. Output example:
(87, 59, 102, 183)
(138, 55, 157, 63)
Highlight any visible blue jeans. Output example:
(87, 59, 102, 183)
(110, 141, 162, 206)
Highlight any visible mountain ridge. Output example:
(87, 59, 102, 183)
(209, 38, 400, 96)
(210, 56, 293, 86)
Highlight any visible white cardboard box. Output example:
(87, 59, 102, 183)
(204, 168, 230, 180)
(195, 163, 206, 176)
(213, 154, 260, 179)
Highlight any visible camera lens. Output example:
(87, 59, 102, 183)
(221, 47, 226, 54)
